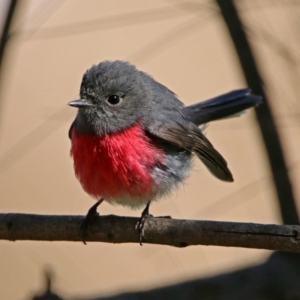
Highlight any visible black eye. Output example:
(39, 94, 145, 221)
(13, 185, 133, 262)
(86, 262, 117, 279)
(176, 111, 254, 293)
(107, 95, 122, 106)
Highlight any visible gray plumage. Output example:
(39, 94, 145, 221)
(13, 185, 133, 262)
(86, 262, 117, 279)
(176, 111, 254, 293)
(69, 60, 262, 206)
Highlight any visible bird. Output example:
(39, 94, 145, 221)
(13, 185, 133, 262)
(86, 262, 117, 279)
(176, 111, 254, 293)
(68, 60, 262, 244)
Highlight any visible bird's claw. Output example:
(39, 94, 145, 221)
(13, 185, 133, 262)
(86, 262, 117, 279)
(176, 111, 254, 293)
(81, 199, 103, 245)
(135, 212, 153, 246)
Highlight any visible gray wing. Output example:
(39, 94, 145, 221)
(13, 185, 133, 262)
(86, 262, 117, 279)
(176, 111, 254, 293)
(146, 120, 233, 182)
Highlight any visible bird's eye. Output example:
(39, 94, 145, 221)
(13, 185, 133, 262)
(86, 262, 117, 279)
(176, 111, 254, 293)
(106, 95, 123, 106)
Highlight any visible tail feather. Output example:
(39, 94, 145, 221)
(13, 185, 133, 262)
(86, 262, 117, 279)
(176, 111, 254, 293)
(182, 88, 262, 125)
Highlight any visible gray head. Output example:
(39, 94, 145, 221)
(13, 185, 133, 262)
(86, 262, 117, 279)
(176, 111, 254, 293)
(69, 60, 184, 135)
(69, 60, 149, 135)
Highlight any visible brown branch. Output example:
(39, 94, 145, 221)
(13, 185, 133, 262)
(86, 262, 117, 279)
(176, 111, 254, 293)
(1, 213, 300, 251)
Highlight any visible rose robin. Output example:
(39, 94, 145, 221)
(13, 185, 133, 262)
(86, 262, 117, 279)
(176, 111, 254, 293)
(68, 60, 261, 243)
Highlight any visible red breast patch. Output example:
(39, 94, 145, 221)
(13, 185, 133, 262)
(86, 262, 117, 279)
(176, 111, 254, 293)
(70, 122, 164, 202)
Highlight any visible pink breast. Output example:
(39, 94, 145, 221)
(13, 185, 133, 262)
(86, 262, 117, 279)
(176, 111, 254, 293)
(70, 122, 164, 201)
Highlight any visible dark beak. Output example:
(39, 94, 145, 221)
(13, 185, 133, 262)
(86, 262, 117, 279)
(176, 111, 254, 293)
(68, 99, 94, 108)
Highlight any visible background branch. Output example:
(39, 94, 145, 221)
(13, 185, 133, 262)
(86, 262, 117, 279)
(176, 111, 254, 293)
(0, 0, 18, 68)
(215, 0, 299, 225)
(1, 213, 300, 252)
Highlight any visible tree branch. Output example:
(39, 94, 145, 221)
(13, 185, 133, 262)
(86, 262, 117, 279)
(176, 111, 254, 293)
(215, 0, 299, 225)
(0, 0, 18, 68)
(1, 213, 300, 251)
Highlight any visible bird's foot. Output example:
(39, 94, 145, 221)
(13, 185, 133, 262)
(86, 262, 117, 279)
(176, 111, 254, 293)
(81, 199, 103, 245)
(135, 211, 153, 246)
(135, 202, 171, 245)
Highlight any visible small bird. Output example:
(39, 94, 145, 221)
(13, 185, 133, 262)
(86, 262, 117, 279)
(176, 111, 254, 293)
(68, 60, 261, 243)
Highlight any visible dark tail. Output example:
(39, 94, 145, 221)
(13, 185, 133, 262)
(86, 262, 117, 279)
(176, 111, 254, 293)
(182, 88, 262, 125)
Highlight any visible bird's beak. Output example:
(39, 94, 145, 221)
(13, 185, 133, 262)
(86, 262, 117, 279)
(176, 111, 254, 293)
(68, 99, 94, 108)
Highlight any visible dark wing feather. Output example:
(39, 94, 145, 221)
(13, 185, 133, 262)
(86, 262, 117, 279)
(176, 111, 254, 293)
(148, 121, 233, 182)
(68, 121, 75, 139)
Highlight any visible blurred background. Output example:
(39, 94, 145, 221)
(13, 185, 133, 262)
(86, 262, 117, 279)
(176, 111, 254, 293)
(0, 0, 300, 299)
